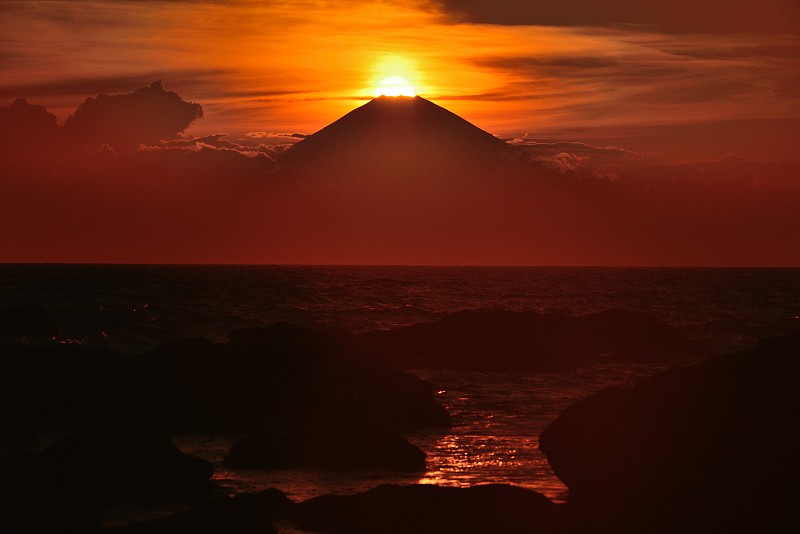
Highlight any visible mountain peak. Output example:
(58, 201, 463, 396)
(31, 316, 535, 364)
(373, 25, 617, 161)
(280, 96, 510, 169)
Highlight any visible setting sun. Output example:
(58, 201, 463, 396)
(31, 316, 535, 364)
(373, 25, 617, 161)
(375, 76, 416, 97)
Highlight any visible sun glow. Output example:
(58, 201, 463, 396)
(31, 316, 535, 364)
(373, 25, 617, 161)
(375, 76, 416, 97)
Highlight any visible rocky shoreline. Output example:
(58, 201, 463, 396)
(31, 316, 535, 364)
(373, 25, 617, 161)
(1, 307, 796, 532)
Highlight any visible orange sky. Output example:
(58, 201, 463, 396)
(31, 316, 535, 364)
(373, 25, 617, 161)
(1, 1, 800, 266)
(2, 0, 798, 154)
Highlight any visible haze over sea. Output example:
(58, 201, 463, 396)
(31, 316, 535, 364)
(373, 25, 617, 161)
(2, 264, 798, 518)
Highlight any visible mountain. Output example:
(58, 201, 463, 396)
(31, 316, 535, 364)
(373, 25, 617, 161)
(280, 96, 511, 170)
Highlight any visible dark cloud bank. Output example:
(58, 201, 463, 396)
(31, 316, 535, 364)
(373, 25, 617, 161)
(433, 0, 800, 35)
(1, 82, 799, 266)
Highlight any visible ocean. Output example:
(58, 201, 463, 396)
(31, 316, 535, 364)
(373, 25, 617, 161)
(2, 265, 798, 522)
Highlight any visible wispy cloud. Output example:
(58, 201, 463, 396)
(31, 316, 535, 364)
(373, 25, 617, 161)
(1, 0, 797, 157)
(469, 30, 800, 130)
(0, 71, 227, 100)
(431, 0, 800, 35)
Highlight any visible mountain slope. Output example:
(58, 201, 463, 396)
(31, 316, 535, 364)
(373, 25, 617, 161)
(280, 96, 510, 170)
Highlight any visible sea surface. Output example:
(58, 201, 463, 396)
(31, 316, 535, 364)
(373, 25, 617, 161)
(2, 265, 799, 522)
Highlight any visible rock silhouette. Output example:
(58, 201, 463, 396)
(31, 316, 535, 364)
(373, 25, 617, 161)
(0, 329, 448, 435)
(129, 322, 449, 434)
(291, 483, 562, 533)
(0, 447, 106, 533)
(104, 488, 292, 534)
(0, 344, 129, 433)
(2, 314, 795, 532)
(539, 330, 800, 532)
(356, 308, 696, 371)
(1, 310, 693, 436)
(44, 426, 214, 501)
(225, 424, 426, 472)
(0, 425, 212, 532)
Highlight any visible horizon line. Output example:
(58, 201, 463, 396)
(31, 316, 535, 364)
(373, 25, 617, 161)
(1, 262, 798, 270)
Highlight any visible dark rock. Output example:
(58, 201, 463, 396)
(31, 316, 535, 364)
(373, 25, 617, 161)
(291, 483, 562, 533)
(0, 423, 214, 532)
(104, 488, 292, 534)
(356, 309, 696, 371)
(0, 428, 38, 449)
(0, 426, 213, 504)
(224, 425, 426, 471)
(0, 320, 449, 438)
(0, 344, 129, 432)
(0, 304, 58, 338)
(0, 449, 105, 533)
(130, 323, 449, 434)
(539, 330, 800, 532)
(40, 426, 214, 502)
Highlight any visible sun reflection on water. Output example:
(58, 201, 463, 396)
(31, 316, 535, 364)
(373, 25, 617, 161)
(169, 362, 665, 507)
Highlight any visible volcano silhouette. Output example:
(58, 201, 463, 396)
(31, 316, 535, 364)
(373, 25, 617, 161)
(280, 96, 510, 170)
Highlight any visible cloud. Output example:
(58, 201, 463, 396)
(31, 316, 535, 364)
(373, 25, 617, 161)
(0, 82, 280, 263)
(0, 98, 59, 145)
(533, 117, 800, 162)
(509, 139, 633, 157)
(627, 156, 800, 189)
(0, 82, 287, 163)
(3, 0, 797, 144)
(0, 82, 276, 173)
(134, 143, 276, 179)
(153, 133, 284, 159)
(536, 152, 589, 174)
(471, 40, 800, 126)
(159, 133, 244, 150)
(432, 0, 800, 35)
(3, 80, 799, 266)
(64, 81, 203, 148)
(498, 139, 635, 182)
(0, 71, 226, 100)
(655, 38, 800, 61)
(246, 131, 308, 139)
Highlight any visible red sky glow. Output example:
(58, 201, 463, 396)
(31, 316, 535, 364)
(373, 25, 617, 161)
(1, 0, 799, 266)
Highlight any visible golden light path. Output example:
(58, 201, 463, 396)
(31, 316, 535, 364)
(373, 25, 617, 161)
(375, 76, 416, 97)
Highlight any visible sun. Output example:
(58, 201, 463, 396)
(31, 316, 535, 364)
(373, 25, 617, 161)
(375, 76, 416, 97)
